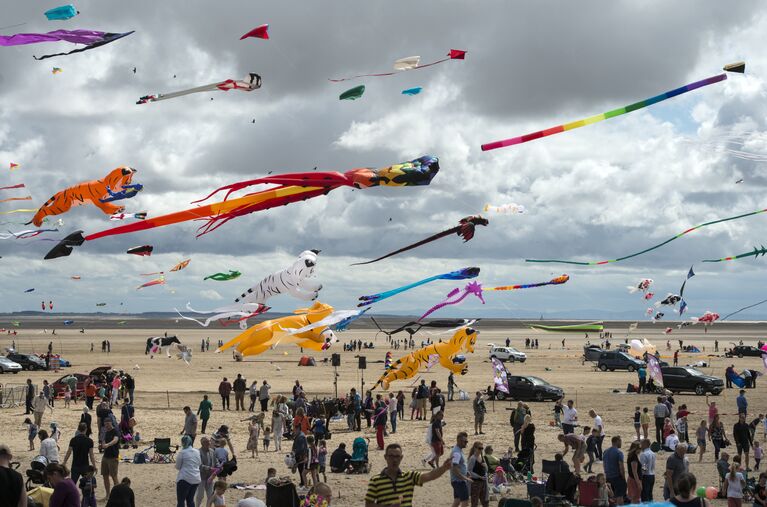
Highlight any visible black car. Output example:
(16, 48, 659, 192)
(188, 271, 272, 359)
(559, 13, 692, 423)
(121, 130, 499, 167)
(6, 353, 46, 371)
(661, 366, 724, 395)
(725, 346, 764, 358)
(597, 351, 646, 372)
(497, 375, 564, 402)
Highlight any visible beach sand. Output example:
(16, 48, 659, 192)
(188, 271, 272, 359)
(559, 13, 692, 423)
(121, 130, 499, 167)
(1, 321, 764, 506)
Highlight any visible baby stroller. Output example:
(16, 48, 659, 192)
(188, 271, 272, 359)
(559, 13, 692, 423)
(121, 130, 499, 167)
(348, 436, 369, 474)
(25, 455, 48, 490)
(512, 448, 534, 479)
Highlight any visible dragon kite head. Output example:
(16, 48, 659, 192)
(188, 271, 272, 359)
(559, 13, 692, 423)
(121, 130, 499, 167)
(466, 281, 485, 305)
(457, 215, 489, 242)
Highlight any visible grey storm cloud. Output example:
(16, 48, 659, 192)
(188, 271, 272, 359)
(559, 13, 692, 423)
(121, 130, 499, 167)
(0, 0, 766, 318)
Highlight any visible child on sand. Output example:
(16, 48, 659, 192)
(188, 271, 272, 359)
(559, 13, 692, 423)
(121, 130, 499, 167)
(697, 420, 708, 462)
(25, 418, 37, 450)
(633, 407, 641, 440)
(755, 441, 763, 470)
(263, 426, 272, 451)
(641, 407, 651, 440)
(596, 473, 613, 507)
(318, 439, 328, 483)
(208, 480, 227, 507)
(247, 419, 260, 458)
(64, 386, 71, 408)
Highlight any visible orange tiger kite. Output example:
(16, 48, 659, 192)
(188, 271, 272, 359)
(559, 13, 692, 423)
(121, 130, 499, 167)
(29, 166, 138, 227)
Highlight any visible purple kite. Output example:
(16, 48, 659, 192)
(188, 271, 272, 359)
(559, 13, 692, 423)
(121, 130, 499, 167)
(0, 29, 134, 60)
(419, 281, 485, 321)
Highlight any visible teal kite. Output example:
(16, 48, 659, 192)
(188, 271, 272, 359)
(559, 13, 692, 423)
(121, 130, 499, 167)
(340, 85, 365, 101)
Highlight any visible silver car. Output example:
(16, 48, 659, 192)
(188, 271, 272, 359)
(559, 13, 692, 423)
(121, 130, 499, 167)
(488, 345, 527, 363)
(0, 357, 22, 374)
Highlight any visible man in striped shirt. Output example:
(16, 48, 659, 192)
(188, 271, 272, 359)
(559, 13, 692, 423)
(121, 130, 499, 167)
(365, 443, 451, 506)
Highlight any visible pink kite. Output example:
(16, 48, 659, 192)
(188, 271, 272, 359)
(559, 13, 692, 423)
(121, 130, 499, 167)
(240, 24, 269, 40)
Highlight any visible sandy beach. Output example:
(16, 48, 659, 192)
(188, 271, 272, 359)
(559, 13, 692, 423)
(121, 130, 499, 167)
(1, 320, 765, 506)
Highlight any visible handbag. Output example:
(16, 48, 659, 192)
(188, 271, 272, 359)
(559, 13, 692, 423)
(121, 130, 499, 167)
(722, 439, 731, 448)
(284, 452, 296, 468)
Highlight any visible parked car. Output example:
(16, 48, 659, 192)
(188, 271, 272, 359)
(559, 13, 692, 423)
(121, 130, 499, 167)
(597, 351, 646, 372)
(6, 353, 46, 371)
(583, 345, 605, 362)
(725, 346, 764, 358)
(489, 346, 527, 363)
(661, 366, 724, 395)
(497, 375, 564, 402)
(52, 365, 111, 399)
(0, 357, 22, 374)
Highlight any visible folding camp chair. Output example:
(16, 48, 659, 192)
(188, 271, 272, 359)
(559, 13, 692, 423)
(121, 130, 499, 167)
(150, 438, 178, 463)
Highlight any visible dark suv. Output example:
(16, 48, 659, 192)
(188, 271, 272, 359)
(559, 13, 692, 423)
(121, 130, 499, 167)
(6, 353, 46, 371)
(661, 366, 724, 395)
(597, 351, 645, 372)
(725, 346, 763, 358)
(497, 375, 564, 402)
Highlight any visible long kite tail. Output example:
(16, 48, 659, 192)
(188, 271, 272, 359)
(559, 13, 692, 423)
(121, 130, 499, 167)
(526, 207, 767, 265)
(481, 72, 729, 152)
(358, 274, 443, 307)
(418, 288, 472, 322)
(351, 227, 458, 266)
(702, 245, 767, 263)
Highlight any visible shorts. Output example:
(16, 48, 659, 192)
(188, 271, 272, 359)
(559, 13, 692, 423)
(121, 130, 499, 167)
(100, 457, 118, 477)
(608, 476, 627, 499)
(634, 422, 641, 428)
(736, 441, 751, 455)
(475, 413, 485, 424)
(697, 439, 706, 451)
(452, 481, 470, 501)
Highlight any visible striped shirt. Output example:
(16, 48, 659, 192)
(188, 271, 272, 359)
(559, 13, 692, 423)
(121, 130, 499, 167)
(365, 469, 422, 506)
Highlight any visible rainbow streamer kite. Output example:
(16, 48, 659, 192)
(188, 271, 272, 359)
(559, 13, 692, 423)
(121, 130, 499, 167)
(485, 274, 569, 291)
(527, 207, 767, 266)
(481, 62, 745, 152)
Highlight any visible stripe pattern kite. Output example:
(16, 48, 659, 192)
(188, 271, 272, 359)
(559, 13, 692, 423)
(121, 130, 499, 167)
(702, 245, 767, 263)
(358, 267, 480, 307)
(481, 63, 745, 152)
(526, 207, 767, 265)
(485, 274, 569, 291)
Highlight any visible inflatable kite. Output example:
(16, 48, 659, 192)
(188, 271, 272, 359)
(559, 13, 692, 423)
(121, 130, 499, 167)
(137, 73, 261, 104)
(373, 327, 477, 390)
(483, 203, 526, 215)
(484, 274, 569, 291)
(655, 294, 681, 308)
(491, 357, 509, 394)
(384, 352, 393, 371)
(339, 85, 365, 101)
(44, 5, 78, 20)
(127, 245, 153, 256)
(629, 338, 657, 358)
(352, 214, 487, 265)
(216, 301, 339, 357)
(178, 302, 269, 328)
(43, 156, 439, 259)
(419, 281, 485, 321)
(137, 275, 164, 289)
(358, 267, 480, 307)
(628, 279, 653, 294)
(330, 49, 466, 82)
(370, 317, 477, 339)
(402, 87, 422, 96)
(141, 258, 191, 276)
(0, 228, 58, 240)
(526, 322, 603, 332)
(652, 312, 664, 322)
(703, 245, 767, 263)
(178, 250, 321, 328)
(110, 211, 147, 220)
(204, 270, 242, 281)
(0, 29, 134, 60)
(240, 24, 269, 40)
(28, 166, 138, 227)
(332, 307, 370, 331)
(281, 309, 369, 335)
(527, 206, 767, 265)
(481, 62, 745, 151)
(100, 184, 142, 203)
(691, 311, 719, 327)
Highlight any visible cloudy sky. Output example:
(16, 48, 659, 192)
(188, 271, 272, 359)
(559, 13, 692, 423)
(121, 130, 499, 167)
(1, 0, 767, 320)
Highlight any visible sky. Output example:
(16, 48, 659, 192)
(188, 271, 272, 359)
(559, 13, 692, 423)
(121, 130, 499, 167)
(1, 1, 767, 321)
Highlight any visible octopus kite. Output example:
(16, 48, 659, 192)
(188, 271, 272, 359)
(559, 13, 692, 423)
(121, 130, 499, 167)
(43, 156, 439, 259)
(373, 327, 477, 390)
(352, 215, 487, 265)
(216, 301, 339, 358)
